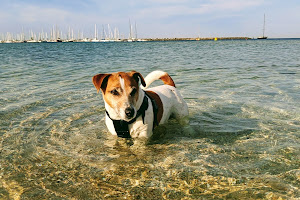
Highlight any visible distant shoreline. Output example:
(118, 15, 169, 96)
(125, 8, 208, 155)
(144, 37, 251, 41)
(1, 37, 300, 43)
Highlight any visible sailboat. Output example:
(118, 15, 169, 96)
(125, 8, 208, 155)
(127, 19, 136, 42)
(257, 14, 267, 39)
(91, 24, 100, 42)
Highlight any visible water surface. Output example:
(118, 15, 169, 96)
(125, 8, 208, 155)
(0, 40, 299, 199)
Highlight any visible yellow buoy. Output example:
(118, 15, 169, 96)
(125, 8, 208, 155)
(214, 37, 218, 41)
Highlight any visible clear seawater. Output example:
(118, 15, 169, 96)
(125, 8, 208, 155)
(0, 40, 299, 199)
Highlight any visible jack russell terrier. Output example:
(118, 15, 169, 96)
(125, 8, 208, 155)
(92, 70, 188, 138)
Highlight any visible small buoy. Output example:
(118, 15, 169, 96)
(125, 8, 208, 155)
(214, 37, 218, 41)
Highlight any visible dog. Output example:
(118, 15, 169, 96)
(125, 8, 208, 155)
(92, 70, 188, 138)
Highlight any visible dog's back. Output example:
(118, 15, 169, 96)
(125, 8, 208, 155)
(143, 71, 189, 124)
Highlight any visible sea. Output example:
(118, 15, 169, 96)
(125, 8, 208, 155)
(0, 40, 299, 199)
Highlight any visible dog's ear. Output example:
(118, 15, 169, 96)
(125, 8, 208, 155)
(92, 73, 111, 93)
(129, 71, 146, 87)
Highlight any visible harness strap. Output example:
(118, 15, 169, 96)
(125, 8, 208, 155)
(105, 93, 148, 138)
(145, 92, 159, 129)
(128, 94, 149, 124)
(105, 91, 160, 138)
(111, 119, 131, 138)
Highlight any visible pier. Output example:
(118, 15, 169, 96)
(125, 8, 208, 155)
(143, 37, 251, 42)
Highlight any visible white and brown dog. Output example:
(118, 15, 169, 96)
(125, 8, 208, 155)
(92, 70, 188, 138)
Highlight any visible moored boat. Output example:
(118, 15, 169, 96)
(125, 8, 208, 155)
(257, 14, 268, 39)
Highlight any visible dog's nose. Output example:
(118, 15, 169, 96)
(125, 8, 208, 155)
(125, 107, 134, 118)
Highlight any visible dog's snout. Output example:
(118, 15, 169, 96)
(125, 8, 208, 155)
(125, 107, 134, 118)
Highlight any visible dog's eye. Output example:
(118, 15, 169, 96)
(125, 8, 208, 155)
(130, 88, 137, 96)
(110, 89, 119, 96)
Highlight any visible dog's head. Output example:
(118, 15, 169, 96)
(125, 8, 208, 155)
(92, 71, 146, 121)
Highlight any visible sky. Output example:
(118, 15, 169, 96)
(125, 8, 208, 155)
(1, 0, 300, 39)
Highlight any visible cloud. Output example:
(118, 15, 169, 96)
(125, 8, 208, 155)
(1, 0, 265, 26)
(17, 5, 70, 24)
(135, 0, 264, 20)
(0, 3, 71, 28)
(2, 0, 299, 38)
(208, 0, 264, 11)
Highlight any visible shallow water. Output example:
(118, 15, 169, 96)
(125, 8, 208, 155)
(0, 40, 299, 199)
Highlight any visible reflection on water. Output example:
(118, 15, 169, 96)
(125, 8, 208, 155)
(1, 40, 300, 199)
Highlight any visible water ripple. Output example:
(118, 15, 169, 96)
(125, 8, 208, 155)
(0, 40, 300, 199)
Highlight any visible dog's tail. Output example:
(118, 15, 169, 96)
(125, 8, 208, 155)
(142, 70, 176, 89)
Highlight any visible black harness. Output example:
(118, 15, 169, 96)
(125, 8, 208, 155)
(105, 92, 159, 138)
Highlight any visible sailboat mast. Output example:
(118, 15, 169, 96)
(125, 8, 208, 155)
(263, 14, 265, 37)
(135, 22, 137, 39)
(94, 24, 97, 40)
(129, 19, 132, 40)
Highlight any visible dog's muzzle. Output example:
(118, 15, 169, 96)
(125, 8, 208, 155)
(125, 107, 135, 119)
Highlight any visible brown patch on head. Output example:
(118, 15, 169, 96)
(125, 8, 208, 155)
(117, 71, 141, 102)
(92, 73, 111, 93)
(98, 71, 143, 113)
(128, 71, 146, 87)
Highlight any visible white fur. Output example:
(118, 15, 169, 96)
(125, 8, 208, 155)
(105, 71, 189, 138)
(146, 85, 189, 124)
(119, 77, 126, 93)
